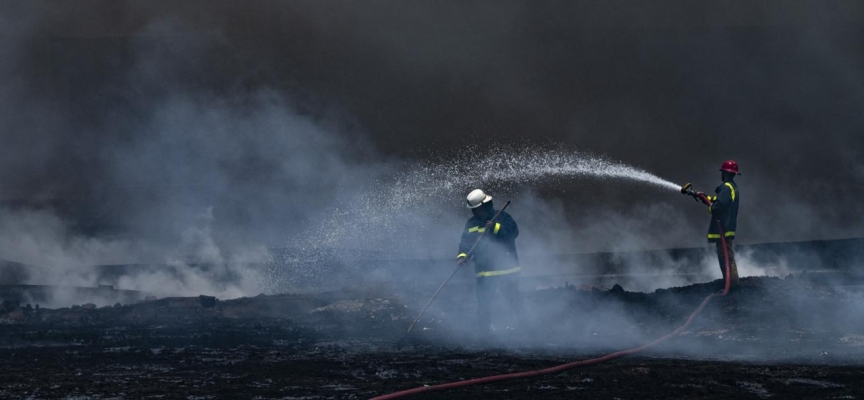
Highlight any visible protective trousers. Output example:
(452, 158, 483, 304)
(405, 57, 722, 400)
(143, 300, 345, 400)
(475, 273, 521, 332)
(715, 238, 739, 286)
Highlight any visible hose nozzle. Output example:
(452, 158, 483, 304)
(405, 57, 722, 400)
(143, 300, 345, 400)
(681, 182, 710, 204)
(681, 182, 694, 196)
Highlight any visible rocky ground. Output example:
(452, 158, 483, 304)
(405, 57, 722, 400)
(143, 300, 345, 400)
(1, 276, 863, 399)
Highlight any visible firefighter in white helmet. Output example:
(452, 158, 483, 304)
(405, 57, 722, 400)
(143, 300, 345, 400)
(456, 189, 521, 334)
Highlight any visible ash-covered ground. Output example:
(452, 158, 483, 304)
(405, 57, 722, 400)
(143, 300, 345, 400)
(2, 275, 864, 399)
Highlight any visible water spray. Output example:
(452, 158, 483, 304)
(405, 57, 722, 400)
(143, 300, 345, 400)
(264, 147, 685, 293)
(408, 147, 683, 194)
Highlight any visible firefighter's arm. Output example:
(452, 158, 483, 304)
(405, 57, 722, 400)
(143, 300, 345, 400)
(695, 191, 713, 207)
(487, 213, 518, 239)
(456, 221, 472, 263)
(710, 186, 732, 214)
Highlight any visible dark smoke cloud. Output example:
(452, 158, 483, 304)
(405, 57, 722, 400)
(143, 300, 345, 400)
(1, 1, 863, 296)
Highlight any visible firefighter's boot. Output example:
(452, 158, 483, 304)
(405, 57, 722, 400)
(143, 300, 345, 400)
(717, 239, 740, 288)
(728, 256, 740, 287)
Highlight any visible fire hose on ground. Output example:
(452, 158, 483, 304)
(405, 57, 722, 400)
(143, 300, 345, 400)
(372, 185, 730, 400)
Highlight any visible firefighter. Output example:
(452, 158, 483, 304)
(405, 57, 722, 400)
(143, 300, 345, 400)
(456, 189, 521, 333)
(699, 160, 741, 286)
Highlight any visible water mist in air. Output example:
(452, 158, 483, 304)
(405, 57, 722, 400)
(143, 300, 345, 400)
(394, 146, 681, 199)
(264, 146, 680, 292)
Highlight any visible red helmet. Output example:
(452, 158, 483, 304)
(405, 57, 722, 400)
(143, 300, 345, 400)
(720, 160, 741, 175)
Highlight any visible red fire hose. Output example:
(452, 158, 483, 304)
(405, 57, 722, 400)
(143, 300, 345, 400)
(371, 193, 730, 400)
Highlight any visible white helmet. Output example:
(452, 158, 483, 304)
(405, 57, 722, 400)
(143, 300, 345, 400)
(466, 189, 493, 209)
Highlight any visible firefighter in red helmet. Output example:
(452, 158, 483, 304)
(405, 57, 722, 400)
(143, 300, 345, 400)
(700, 160, 741, 286)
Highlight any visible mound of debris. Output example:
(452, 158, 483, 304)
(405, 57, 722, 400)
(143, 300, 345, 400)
(0, 276, 860, 359)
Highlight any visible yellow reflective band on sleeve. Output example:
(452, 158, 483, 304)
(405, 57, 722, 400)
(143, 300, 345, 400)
(468, 226, 486, 233)
(493, 222, 501, 234)
(476, 267, 521, 277)
(457, 253, 467, 259)
(724, 182, 736, 202)
(707, 231, 736, 239)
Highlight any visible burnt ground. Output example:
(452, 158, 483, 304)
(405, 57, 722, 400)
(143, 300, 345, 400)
(1, 276, 864, 399)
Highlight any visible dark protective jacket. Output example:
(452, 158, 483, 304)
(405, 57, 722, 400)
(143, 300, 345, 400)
(456, 211, 520, 278)
(707, 181, 739, 242)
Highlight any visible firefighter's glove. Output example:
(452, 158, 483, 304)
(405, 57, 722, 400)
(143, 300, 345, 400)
(456, 252, 468, 266)
(485, 220, 494, 230)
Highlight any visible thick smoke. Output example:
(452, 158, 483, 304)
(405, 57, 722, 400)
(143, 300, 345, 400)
(3, 1, 860, 241)
(0, 9, 390, 298)
(0, 0, 862, 329)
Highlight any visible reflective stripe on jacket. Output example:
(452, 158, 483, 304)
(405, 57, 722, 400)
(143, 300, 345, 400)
(707, 181, 739, 242)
